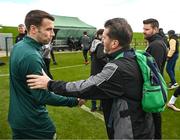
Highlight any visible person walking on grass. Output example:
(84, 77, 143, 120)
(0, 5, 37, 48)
(166, 30, 179, 89)
(167, 87, 180, 111)
(9, 9, 84, 139)
(81, 31, 90, 65)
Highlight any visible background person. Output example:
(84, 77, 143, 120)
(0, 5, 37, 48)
(158, 28, 169, 47)
(143, 18, 168, 139)
(42, 43, 54, 79)
(81, 31, 90, 65)
(166, 30, 179, 89)
(15, 24, 26, 43)
(167, 87, 180, 111)
(89, 29, 107, 112)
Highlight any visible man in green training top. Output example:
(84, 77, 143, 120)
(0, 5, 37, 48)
(8, 9, 84, 139)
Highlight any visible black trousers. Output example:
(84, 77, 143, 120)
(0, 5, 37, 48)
(174, 87, 180, 97)
(50, 48, 56, 63)
(43, 58, 53, 79)
(152, 112, 161, 139)
(101, 99, 114, 139)
(82, 50, 88, 62)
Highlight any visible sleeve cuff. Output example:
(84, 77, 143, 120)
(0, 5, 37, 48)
(47, 80, 55, 91)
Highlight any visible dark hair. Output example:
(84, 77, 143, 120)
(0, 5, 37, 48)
(104, 18, 133, 47)
(96, 29, 104, 39)
(18, 24, 25, 28)
(25, 10, 55, 31)
(168, 30, 175, 36)
(83, 31, 87, 35)
(96, 29, 104, 36)
(159, 28, 165, 37)
(143, 18, 159, 28)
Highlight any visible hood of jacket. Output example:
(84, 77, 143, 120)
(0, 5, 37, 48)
(146, 33, 162, 43)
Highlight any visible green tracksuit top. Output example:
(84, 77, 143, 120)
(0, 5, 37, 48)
(8, 36, 78, 132)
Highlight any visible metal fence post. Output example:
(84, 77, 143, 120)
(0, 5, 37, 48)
(5, 37, 8, 57)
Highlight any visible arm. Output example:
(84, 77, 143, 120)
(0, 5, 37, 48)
(24, 54, 79, 107)
(147, 42, 165, 70)
(30, 89, 79, 107)
(167, 39, 176, 58)
(27, 63, 124, 99)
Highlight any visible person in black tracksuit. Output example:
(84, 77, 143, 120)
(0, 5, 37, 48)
(143, 18, 167, 139)
(89, 29, 107, 112)
(27, 18, 154, 139)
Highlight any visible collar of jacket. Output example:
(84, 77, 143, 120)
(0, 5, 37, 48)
(146, 33, 162, 43)
(107, 46, 131, 61)
(23, 36, 43, 51)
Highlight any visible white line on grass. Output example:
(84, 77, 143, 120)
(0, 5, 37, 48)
(0, 74, 9, 77)
(0, 64, 85, 77)
(51, 64, 84, 71)
(80, 105, 104, 122)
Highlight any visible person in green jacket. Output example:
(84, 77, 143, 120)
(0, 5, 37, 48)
(9, 9, 84, 139)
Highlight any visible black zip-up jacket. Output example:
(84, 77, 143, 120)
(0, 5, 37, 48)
(146, 34, 167, 75)
(47, 47, 154, 139)
(15, 33, 26, 43)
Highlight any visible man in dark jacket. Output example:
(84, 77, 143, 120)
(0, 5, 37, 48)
(143, 18, 167, 139)
(27, 18, 154, 139)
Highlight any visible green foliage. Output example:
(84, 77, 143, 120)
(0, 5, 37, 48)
(0, 51, 180, 139)
(0, 26, 18, 36)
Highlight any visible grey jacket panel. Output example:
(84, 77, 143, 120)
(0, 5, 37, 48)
(65, 63, 119, 98)
(110, 99, 133, 139)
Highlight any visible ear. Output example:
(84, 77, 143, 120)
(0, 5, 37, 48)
(154, 27, 159, 33)
(111, 40, 119, 49)
(30, 25, 38, 34)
